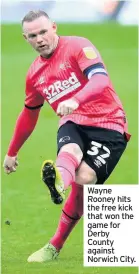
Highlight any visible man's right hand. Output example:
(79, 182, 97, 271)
(3, 155, 18, 174)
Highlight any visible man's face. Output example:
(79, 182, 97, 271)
(23, 16, 57, 57)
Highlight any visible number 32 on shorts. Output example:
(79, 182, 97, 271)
(87, 141, 110, 165)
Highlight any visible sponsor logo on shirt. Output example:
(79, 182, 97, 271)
(43, 72, 81, 104)
(83, 47, 97, 60)
(39, 76, 45, 84)
(59, 62, 71, 70)
(94, 159, 102, 168)
(59, 136, 70, 143)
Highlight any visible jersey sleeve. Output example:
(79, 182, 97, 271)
(73, 37, 108, 79)
(25, 75, 44, 109)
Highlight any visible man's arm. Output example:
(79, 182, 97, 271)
(57, 74, 109, 115)
(3, 68, 45, 174)
(3, 106, 41, 174)
(73, 73, 109, 104)
(57, 37, 109, 115)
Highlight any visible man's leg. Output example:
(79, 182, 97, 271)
(42, 143, 83, 204)
(27, 160, 98, 263)
(27, 182, 83, 262)
(42, 122, 84, 204)
(50, 182, 83, 250)
(56, 143, 83, 189)
(49, 161, 97, 252)
(75, 161, 97, 185)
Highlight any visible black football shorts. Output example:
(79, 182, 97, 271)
(57, 121, 127, 184)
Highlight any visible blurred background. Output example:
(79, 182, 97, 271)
(1, 1, 138, 274)
(1, 0, 139, 24)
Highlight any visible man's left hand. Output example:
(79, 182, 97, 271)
(57, 98, 79, 116)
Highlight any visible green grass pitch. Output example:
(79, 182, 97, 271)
(1, 23, 138, 274)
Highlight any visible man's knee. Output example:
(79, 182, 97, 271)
(59, 143, 83, 163)
(76, 161, 97, 185)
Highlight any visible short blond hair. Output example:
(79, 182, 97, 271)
(22, 10, 50, 25)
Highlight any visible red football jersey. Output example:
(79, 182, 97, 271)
(25, 36, 129, 136)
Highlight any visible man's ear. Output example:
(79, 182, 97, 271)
(52, 21, 57, 33)
(23, 33, 27, 41)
